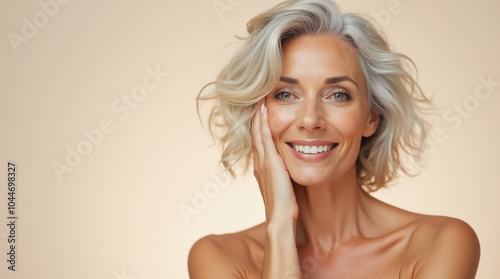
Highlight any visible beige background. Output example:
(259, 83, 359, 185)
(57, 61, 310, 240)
(1, 0, 499, 278)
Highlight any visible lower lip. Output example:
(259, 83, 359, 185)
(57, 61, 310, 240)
(288, 144, 337, 162)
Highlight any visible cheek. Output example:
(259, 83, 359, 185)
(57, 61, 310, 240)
(329, 108, 366, 137)
(267, 105, 296, 139)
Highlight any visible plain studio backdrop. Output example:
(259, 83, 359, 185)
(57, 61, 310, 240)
(0, 0, 499, 278)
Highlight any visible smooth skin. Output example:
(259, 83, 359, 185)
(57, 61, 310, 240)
(188, 34, 480, 278)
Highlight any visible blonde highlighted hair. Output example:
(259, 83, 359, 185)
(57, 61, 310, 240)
(197, 0, 431, 192)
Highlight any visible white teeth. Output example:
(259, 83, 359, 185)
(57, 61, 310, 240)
(291, 144, 335, 154)
(311, 146, 318, 154)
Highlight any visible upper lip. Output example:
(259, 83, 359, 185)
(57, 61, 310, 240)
(286, 140, 336, 146)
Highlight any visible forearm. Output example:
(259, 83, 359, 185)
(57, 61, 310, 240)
(261, 217, 301, 279)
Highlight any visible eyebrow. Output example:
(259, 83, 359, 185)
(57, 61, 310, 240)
(279, 75, 359, 89)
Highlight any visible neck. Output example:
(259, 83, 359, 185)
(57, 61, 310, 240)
(293, 166, 372, 254)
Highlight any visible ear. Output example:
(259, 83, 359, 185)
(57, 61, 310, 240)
(362, 109, 380, 137)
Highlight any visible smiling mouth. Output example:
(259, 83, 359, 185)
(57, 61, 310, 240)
(286, 142, 338, 154)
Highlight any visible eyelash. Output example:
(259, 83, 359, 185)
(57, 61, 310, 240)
(272, 89, 295, 102)
(272, 88, 352, 102)
(330, 89, 352, 101)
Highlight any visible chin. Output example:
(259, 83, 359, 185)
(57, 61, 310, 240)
(287, 165, 332, 187)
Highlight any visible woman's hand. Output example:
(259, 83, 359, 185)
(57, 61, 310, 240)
(252, 98, 302, 278)
(251, 98, 299, 223)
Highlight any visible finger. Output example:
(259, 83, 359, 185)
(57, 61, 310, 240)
(251, 99, 266, 193)
(252, 98, 265, 162)
(260, 102, 294, 202)
(259, 100, 283, 167)
(251, 98, 262, 143)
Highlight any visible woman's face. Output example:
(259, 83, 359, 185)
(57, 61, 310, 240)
(266, 34, 379, 186)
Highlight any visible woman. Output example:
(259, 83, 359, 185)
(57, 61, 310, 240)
(190, 0, 480, 278)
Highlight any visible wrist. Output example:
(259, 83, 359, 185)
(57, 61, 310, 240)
(266, 203, 299, 223)
(266, 216, 297, 236)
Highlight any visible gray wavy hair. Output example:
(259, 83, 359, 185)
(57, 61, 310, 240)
(197, 0, 431, 192)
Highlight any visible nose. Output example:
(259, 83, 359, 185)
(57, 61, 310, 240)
(296, 97, 326, 132)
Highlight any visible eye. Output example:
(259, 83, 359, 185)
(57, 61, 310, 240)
(272, 89, 296, 102)
(329, 89, 352, 102)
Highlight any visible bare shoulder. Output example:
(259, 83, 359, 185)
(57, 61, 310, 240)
(188, 234, 238, 278)
(188, 223, 266, 279)
(368, 196, 480, 278)
(408, 215, 480, 254)
(408, 215, 481, 278)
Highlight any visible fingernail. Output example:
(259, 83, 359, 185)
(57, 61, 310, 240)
(261, 103, 265, 114)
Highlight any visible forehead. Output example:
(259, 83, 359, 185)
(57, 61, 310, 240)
(280, 34, 365, 87)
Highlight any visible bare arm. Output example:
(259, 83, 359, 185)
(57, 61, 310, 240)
(188, 98, 301, 278)
(253, 98, 302, 278)
(263, 217, 301, 278)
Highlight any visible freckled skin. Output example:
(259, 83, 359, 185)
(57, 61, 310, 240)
(188, 34, 480, 279)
